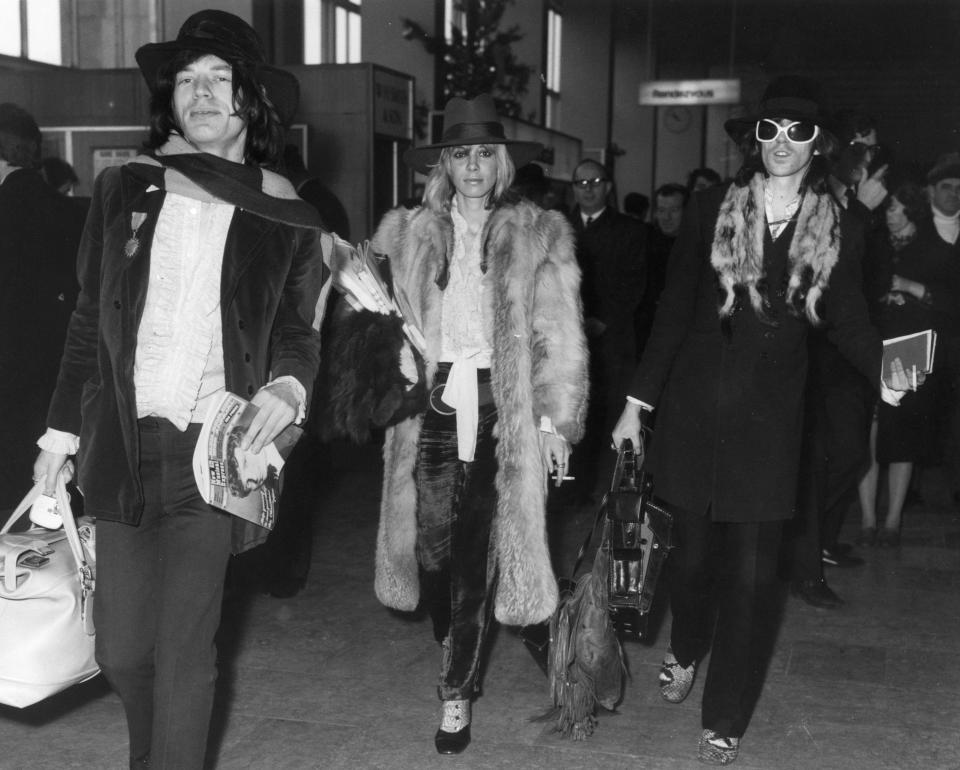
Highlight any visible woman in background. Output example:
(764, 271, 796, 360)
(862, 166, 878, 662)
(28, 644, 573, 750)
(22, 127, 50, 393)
(857, 182, 960, 546)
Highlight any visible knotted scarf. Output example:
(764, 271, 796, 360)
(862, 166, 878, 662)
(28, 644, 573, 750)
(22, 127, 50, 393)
(125, 135, 321, 229)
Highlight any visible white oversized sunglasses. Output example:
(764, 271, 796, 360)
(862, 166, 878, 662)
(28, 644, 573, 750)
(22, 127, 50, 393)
(755, 118, 820, 144)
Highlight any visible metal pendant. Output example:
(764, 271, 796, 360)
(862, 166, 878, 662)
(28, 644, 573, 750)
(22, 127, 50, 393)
(124, 237, 140, 258)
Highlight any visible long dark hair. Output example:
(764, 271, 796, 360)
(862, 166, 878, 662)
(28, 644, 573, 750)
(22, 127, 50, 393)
(144, 49, 285, 167)
(733, 122, 838, 193)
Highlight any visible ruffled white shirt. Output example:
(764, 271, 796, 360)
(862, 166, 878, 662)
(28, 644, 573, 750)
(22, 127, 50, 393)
(439, 200, 494, 461)
(134, 193, 231, 429)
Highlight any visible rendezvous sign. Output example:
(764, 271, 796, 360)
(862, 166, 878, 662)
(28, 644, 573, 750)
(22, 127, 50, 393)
(639, 79, 741, 106)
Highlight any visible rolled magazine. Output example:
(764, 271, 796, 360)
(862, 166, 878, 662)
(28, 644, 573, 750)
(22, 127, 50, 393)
(192, 392, 302, 530)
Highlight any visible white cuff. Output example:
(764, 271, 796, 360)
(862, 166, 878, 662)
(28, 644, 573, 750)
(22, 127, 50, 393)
(37, 428, 80, 455)
(879, 379, 905, 407)
(269, 375, 308, 424)
(626, 396, 655, 411)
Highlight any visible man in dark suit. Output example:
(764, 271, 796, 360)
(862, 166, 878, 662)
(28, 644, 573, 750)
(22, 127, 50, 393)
(0, 103, 85, 512)
(568, 158, 647, 496)
(790, 111, 888, 609)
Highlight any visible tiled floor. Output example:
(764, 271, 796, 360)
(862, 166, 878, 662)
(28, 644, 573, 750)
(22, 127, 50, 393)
(2, 441, 959, 769)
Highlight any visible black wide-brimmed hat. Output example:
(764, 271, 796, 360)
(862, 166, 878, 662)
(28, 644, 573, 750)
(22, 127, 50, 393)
(724, 75, 832, 142)
(403, 94, 543, 174)
(135, 10, 299, 126)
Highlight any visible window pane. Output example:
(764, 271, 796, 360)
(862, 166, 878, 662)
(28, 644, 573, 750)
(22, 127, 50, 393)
(348, 10, 360, 63)
(547, 10, 562, 91)
(304, 0, 322, 64)
(0, 3, 21, 57)
(335, 6, 347, 63)
(27, 0, 61, 65)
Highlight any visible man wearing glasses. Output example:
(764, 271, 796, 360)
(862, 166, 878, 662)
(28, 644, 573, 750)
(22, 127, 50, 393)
(568, 159, 647, 500)
(612, 76, 911, 765)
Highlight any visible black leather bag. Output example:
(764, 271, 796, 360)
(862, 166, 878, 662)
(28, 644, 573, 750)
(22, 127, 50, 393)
(601, 437, 676, 639)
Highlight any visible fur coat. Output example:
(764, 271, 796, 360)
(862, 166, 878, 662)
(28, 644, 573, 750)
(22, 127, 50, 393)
(370, 199, 588, 627)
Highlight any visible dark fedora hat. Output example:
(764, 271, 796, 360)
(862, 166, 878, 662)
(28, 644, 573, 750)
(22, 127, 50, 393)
(135, 9, 299, 126)
(927, 152, 960, 184)
(403, 94, 543, 174)
(724, 75, 832, 142)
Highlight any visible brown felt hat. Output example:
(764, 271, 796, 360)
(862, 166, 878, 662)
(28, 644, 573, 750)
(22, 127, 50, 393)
(135, 9, 299, 127)
(403, 94, 543, 174)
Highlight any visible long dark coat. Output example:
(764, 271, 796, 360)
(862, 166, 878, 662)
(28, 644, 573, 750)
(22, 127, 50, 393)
(630, 184, 881, 522)
(0, 168, 86, 508)
(45, 165, 327, 551)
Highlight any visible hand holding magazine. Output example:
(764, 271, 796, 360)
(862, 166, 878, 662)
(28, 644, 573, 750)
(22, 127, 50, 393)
(192, 392, 302, 530)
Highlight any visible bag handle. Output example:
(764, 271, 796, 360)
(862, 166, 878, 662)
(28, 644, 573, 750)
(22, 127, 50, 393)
(564, 432, 648, 580)
(1, 469, 94, 625)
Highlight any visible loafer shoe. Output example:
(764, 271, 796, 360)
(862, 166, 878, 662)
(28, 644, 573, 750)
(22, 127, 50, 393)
(435, 724, 471, 754)
(821, 548, 864, 568)
(791, 578, 843, 609)
(698, 730, 740, 765)
(659, 649, 695, 703)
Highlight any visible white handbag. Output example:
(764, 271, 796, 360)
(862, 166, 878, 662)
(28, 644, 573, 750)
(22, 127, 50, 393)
(0, 469, 98, 708)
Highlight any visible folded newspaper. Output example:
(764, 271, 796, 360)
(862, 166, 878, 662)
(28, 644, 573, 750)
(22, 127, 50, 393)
(328, 235, 426, 356)
(192, 392, 302, 530)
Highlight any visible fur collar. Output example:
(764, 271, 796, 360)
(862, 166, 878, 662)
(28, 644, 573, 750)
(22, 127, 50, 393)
(711, 173, 840, 324)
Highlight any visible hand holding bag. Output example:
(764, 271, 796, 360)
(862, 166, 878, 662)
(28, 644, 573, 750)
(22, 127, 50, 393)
(603, 437, 676, 639)
(0, 468, 98, 708)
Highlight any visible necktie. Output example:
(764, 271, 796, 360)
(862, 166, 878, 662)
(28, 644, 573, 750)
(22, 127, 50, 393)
(845, 188, 856, 208)
(585, 215, 594, 227)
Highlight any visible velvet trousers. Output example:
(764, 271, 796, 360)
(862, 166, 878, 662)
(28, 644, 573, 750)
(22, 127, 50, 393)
(94, 418, 234, 769)
(416, 401, 498, 702)
(667, 511, 783, 738)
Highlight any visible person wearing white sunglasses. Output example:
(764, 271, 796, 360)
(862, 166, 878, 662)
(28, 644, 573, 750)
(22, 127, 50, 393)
(611, 75, 915, 766)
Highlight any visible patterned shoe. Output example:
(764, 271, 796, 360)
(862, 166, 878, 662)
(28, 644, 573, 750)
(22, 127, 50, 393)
(659, 649, 695, 703)
(435, 699, 471, 754)
(698, 729, 740, 765)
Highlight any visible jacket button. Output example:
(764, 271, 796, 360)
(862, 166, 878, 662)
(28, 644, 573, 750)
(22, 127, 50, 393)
(238, 319, 246, 329)
(113, 300, 121, 309)
(247, 385, 254, 396)
(244, 353, 251, 362)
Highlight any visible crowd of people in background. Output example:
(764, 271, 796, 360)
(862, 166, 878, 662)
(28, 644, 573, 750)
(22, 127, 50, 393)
(4, 9, 960, 766)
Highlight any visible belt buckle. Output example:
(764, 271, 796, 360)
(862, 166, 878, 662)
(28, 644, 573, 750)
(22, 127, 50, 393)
(429, 384, 457, 415)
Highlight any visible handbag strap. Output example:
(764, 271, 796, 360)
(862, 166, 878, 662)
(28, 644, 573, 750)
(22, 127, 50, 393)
(565, 432, 648, 579)
(1, 469, 94, 601)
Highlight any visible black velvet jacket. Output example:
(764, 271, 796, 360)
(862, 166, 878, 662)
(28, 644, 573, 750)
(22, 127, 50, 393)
(46, 165, 328, 552)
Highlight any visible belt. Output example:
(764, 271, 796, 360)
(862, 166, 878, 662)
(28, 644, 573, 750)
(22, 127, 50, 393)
(429, 364, 494, 415)
(429, 381, 494, 414)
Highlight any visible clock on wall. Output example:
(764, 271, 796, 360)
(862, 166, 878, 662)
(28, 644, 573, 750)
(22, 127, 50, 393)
(664, 106, 692, 133)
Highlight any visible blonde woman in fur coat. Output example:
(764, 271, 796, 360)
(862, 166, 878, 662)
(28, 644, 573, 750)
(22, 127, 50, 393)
(325, 94, 587, 755)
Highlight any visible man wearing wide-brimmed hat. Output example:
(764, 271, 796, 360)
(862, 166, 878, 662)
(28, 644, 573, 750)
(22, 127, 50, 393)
(612, 75, 912, 765)
(33, 10, 328, 768)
